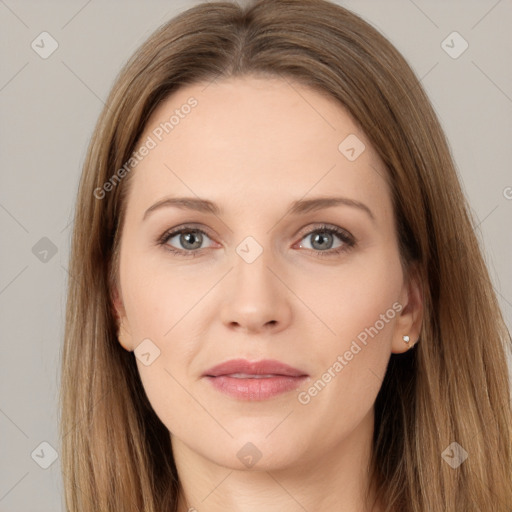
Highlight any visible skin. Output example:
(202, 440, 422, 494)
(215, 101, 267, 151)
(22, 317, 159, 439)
(113, 75, 423, 512)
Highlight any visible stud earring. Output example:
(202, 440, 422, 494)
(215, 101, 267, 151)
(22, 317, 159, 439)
(403, 335, 416, 350)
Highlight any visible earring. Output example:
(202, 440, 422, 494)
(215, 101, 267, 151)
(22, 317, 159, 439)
(403, 335, 415, 350)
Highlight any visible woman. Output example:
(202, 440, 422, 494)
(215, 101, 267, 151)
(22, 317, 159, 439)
(59, 0, 512, 510)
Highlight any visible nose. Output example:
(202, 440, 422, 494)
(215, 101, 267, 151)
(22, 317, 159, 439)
(219, 247, 293, 334)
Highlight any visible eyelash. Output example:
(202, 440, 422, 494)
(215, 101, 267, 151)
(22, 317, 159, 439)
(156, 223, 356, 259)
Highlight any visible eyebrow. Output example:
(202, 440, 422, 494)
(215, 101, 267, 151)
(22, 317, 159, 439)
(143, 196, 375, 222)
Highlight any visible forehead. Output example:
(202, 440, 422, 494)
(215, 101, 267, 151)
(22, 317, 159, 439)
(125, 76, 391, 219)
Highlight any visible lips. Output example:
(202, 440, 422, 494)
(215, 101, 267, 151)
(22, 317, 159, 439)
(202, 359, 309, 401)
(203, 358, 308, 378)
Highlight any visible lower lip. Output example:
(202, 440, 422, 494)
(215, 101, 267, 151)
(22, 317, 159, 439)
(204, 375, 308, 400)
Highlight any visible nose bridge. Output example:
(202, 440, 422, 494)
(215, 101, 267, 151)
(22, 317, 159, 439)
(232, 234, 277, 299)
(219, 233, 291, 332)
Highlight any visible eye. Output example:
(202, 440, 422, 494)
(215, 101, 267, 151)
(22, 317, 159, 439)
(158, 225, 215, 257)
(296, 224, 356, 258)
(157, 223, 356, 259)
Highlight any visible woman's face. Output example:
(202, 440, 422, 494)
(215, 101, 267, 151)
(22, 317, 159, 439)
(113, 76, 422, 471)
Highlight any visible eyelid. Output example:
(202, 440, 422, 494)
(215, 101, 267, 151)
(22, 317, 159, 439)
(157, 223, 215, 243)
(295, 222, 353, 241)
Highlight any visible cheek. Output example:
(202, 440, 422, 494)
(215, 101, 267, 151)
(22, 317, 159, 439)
(295, 253, 403, 416)
(120, 253, 198, 342)
(303, 252, 403, 353)
(121, 265, 206, 437)
(119, 253, 207, 395)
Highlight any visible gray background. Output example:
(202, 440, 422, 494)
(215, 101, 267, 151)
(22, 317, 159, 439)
(1, 1, 511, 510)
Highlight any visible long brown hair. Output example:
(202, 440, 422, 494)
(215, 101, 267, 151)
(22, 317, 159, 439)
(60, 1, 512, 510)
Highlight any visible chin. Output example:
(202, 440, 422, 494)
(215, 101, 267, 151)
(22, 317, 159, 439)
(202, 429, 309, 472)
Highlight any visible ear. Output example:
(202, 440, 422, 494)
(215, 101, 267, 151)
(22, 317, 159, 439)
(391, 263, 423, 354)
(111, 284, 133, 352)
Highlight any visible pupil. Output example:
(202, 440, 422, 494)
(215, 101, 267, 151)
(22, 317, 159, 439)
(182, 231, 202, 249)
(313, 232, 332, 250)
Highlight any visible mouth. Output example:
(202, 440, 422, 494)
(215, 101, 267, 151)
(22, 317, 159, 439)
(219, 373, 288, 379)
(202, 359, 309, 401)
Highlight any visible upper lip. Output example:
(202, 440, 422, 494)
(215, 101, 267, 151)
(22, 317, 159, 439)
(203, 358, 308, 377)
